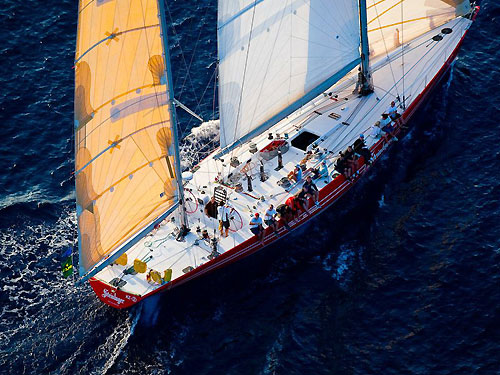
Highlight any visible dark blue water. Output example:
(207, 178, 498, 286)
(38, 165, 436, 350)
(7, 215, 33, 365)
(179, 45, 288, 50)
(1, 1, 499, 374)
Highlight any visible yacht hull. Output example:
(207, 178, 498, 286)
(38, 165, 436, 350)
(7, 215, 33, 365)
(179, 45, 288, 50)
(89, 7, 479, 309)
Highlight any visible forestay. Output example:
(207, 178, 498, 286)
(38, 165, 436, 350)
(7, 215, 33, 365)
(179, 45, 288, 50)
(217, 0, 361, 150)
(74, 0, 179, 276)
(367, 0, 472, 58)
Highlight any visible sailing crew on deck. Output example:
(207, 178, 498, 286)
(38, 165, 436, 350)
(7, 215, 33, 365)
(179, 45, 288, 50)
(353, 134, 372, 165)
(344, 146, 359, 175)
(380, 113, 398, 141)
(387, 101, 400, 120)
(300, 150, 313, 169)
(335, 151, 352, 180)
(249, 213, 264, 243)
(288, 165, 302, 183)
(204, 196, 218, 219)
(303, 176, 320, 207)
(276, 203, 292, 230)
(218, 203, 231, 238)
(312, 160, 330, 181)
(370, 121, 383, 140)
(264, 204, 279, 235)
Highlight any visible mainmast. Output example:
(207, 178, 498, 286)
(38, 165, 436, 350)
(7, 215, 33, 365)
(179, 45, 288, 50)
(358, 0, 373, 95)
(157, 0, 188, 229)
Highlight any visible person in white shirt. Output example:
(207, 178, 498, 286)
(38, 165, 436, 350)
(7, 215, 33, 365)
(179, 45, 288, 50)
(387, 101, 399, 120)
(249, 213, 264, 243)
(371, 121, 383, 139)
(218, 203, 231, 238)
(380, 113, 398, 141)
(264, 204, 279, 235)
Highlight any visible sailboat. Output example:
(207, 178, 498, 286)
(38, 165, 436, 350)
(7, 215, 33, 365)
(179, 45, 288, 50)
(73, 0, 479, 308)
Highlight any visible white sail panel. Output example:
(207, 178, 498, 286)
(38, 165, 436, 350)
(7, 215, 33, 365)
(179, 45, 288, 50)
(218, 0, 361, 149)
(74, 0, 179, 275)
(367, 0, 471, 58)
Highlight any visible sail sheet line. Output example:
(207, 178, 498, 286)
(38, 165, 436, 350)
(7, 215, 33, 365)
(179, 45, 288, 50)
(74, 24, 160, 64)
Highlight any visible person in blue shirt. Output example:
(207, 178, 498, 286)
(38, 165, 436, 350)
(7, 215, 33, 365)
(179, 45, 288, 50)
(287, 165, 302, 183)
(249, 213, 264, 243)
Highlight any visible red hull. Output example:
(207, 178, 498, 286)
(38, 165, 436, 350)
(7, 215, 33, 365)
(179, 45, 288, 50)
(90, 7, 479, 309)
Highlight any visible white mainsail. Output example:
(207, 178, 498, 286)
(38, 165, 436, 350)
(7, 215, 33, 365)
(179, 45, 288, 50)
(74, 0, 180, 277)
(217, 0, 362, 152)
(367, 0, 472, 58)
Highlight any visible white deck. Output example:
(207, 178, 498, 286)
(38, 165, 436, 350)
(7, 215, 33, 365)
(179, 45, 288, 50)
(95, 16, 473, 296)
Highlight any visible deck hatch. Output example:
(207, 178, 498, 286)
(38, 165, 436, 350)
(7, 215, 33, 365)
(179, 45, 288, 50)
(291, 131, 320, 151)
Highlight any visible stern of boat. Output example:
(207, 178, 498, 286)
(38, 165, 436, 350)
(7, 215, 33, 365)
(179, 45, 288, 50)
(89, 278, 143, 309)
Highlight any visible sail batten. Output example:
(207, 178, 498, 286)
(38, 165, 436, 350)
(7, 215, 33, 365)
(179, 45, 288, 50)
(75, 0, 180, 277)
(217, 0, 361, 150)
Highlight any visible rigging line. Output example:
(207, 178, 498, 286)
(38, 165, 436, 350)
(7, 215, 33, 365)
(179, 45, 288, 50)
(367, 0, 387, 10)
(401, 0, 405, 108)
(371, 0, 400, 99)
(78, 0, 94, 15)
(178, 62, 218, 141)
(229, 0, 259, 161)
(177, 3, 212, 100)
(74, 24, 160, 64)
(367, 0, 403, 25)
(164, 2, 201, 110)
(212, 63, 218, 120)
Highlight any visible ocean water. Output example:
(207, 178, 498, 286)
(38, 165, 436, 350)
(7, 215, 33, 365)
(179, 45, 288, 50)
(1, 1, 499, 374)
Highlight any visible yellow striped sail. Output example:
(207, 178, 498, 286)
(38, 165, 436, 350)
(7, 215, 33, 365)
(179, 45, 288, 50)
(74, 0, 178, 275)
(367, 0, 472, 58)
